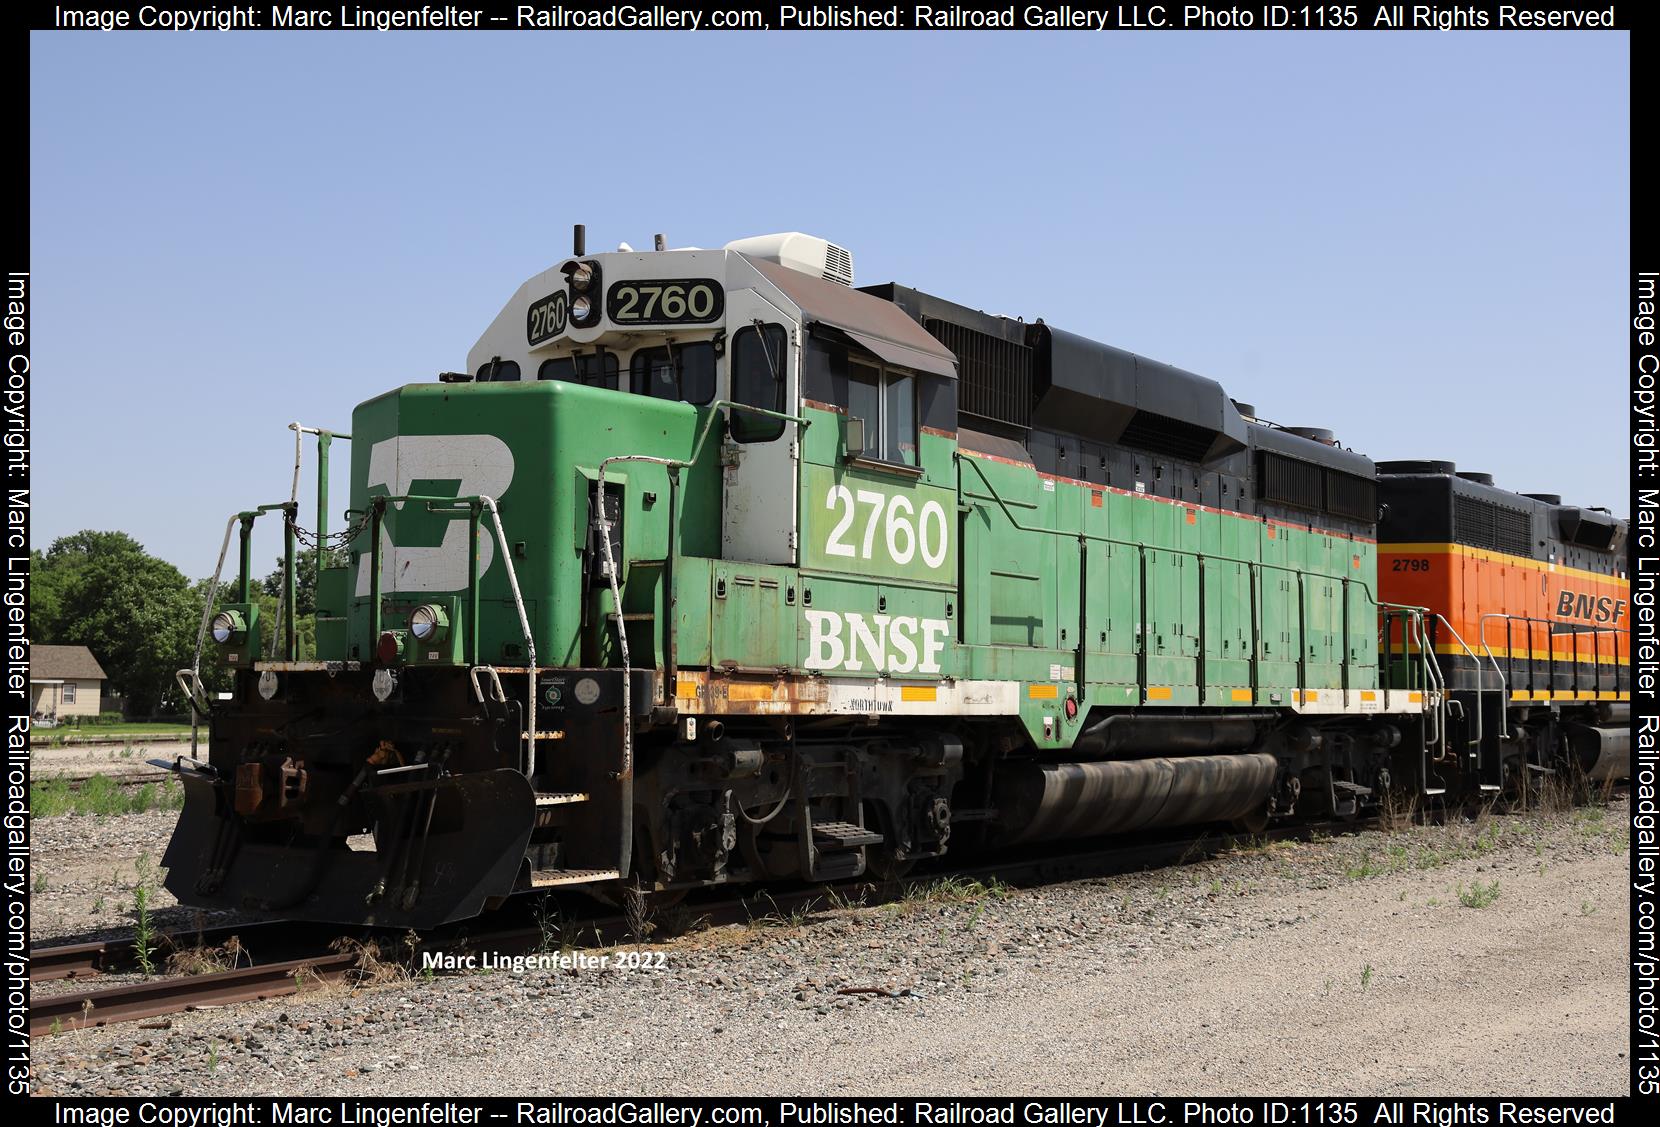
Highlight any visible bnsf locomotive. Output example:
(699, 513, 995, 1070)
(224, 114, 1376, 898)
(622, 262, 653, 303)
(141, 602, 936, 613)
(162, 229, 1630, 927)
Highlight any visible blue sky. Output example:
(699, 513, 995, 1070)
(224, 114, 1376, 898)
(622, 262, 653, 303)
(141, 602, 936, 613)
(30, 31, 1629, 578)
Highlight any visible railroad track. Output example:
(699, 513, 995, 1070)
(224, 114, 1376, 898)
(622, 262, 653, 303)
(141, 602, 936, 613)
(28, 817, 1338, 1037)
(33, 770, 173, 788)
(30, 920, 313, 983)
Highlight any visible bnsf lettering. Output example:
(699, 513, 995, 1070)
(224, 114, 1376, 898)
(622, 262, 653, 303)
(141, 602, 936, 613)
(804, 610, 950, 675)
(1554, 589, 1626, 626)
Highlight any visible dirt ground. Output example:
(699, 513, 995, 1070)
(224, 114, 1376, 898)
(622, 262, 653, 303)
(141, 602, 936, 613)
(29, 795, 1631, 1097)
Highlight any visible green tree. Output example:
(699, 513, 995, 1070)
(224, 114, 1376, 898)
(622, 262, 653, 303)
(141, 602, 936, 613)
(260, 548, 319, 618)
(46, 540, 201, 715)
(31, 533, 148, 642)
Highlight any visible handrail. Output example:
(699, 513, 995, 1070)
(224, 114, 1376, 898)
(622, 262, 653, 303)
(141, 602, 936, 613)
(1431, 613, 1485, 754)
(1472, 612, 1629, 700)
(366, 492, 538, 774)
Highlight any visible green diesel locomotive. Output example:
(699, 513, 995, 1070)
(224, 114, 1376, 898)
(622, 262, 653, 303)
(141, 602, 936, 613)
(163, 229, 1510, 926)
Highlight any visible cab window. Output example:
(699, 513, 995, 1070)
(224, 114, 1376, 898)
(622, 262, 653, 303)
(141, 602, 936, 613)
(847, 358, 918, 466)
(730, 323, 787, 443)
(476, 358, 521, 382)
(630, 342, 716, 405)
(538, 351, 619, 390)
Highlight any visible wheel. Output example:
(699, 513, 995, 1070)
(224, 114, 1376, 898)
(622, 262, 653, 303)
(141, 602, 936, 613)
(1229, 806, 1270, 835)
(864, 846, 916, 883)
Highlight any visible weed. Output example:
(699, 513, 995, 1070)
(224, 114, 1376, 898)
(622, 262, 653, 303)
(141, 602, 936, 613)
(533, 898, 567, 953)
(1581, 900, 1598, 917)
(1378, 786, 1419, 833)
(823, 884, 868, 912)
(904, 876, 1010, 906)
(1360, 964, 1374, 990)
(1457, 880, 1501, 909)
(30, 778, 71, 817)
(1472, 822, 1503, 856)
(207, 1042, 219, 1072)
(49, 1018, 62, 1037)
(167, 935, 245, 976)
(32, 871, 47, 894)
(30, 775, 185, 817)
(745, 890, 809, 928)
(131, 855, 159, 977)
(328, 937, 402, 985)
(623, 883, 653, 943)
(1322, 977, 1333, 995)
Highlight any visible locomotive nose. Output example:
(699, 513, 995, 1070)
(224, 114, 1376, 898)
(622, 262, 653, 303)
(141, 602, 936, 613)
(163, 765, 538, 928)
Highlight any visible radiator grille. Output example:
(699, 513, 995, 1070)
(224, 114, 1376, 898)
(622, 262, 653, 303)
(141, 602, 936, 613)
(1258, 452, 1324, 512)
(925, 317, 1031, 430)
(1454, 495, 1534, 556)
(1258, 452, 1378, 524)
(1325, 472, 1378, 522)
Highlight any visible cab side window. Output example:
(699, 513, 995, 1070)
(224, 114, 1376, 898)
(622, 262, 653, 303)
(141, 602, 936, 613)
(476, 358, 521, 382)
(730, 323, 787, 443)
(847, 358, 918, 466)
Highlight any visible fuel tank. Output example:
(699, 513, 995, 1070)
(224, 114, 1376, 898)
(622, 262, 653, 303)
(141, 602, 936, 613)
(993, 753, 1280, 846)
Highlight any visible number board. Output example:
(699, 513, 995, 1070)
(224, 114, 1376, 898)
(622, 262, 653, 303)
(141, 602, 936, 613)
(802, 464, 957, 586)
(526, 291, 569, 346)
(607, 278, 723, 326)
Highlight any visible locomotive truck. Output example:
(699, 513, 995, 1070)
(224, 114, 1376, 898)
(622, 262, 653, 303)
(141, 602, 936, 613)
(162, 229, 1630, 927)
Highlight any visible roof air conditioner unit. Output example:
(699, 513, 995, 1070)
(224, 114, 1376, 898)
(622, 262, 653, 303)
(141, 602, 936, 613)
(724, 232, 854, 286)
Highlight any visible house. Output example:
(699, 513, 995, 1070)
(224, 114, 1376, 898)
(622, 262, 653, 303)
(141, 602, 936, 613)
(29, 645, 109, 719)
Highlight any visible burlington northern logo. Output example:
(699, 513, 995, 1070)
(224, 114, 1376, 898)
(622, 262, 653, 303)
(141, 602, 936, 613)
(1554, 588, 1626, 626)
(804, 611, 950, 674)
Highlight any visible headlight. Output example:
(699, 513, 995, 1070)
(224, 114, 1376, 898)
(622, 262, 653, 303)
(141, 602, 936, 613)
(211, 610, 245, 645)
(568, 261, 594, 292)
(570, 295, 593, 323)
(409, 604, 449, 642)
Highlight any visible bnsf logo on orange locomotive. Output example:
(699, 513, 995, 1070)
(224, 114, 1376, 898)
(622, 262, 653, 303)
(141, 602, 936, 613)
(1554, 589, 1626, 626)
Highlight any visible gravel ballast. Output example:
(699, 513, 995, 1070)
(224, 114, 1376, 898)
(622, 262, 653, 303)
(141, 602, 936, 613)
(29, 798, 1630, 1097)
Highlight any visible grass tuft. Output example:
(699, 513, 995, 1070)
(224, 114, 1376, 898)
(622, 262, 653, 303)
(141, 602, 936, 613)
(31, 775, 185, 817)
(1457, 879, 1501, 909)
